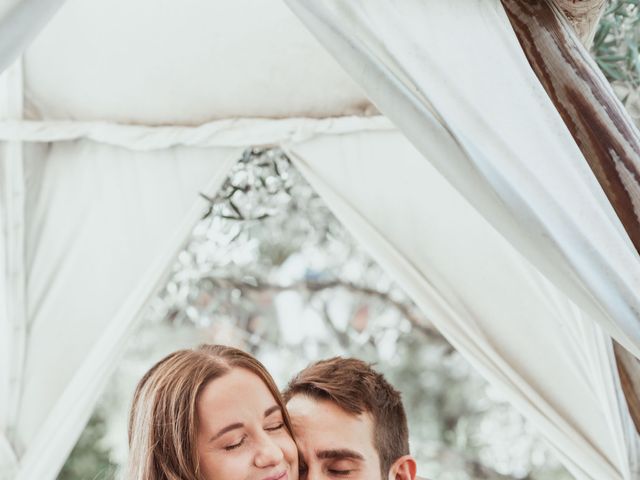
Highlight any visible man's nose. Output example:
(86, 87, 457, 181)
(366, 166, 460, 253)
(253, 434, 285, 468)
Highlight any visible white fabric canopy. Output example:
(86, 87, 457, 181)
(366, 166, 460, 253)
(1, 0, 639, 479)
(0, 0, 66, 74)
(1, 59, 28, 480)
(12, 142, 241, 479)
(22, 0, 374, 123)
(3, 117, 637, 480)
(1, 58, 245, 478)
(0, 114, 392, 479)
(288, 132, 640, 479)
(285, 0, 640, 360)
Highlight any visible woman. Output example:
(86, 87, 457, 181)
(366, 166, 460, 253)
(127, 344, 298, 480)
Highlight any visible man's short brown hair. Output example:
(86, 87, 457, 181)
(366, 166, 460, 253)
(283, 357, 409, 475)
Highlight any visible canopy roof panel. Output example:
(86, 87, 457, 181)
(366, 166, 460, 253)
(23, 0, 375, 124)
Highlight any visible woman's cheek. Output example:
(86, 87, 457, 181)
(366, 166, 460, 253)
(221, 451, 248, 479)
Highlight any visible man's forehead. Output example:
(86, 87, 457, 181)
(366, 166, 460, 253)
(287, 393, 335, 419)
(287, 393, 368, 425)
(286, 394, 376, 449)
(287, 394, 383, 479)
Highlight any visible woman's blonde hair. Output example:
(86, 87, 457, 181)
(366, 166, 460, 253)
(126, 344, 293, 480)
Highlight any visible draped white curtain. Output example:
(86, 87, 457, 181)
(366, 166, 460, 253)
(287, 132, 640, 480)
(0, 115, 392, 479)
(13, 143, 242, 479)
(284, 0, 640, 361)
(0, 0, 66, 73)
(1, 59, 28, 480)
(1, 138, 242, 479)
(3, 118, 638, 480)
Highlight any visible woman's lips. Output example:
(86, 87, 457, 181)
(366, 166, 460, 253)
(261, 470, 287, 480)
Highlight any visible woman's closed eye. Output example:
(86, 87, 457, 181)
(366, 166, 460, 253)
(223, 435, 246, 451)
(264, 421, 285, 431)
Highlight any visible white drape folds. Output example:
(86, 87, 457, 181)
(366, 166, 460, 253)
(1, 139, 242, 479)
(1, 116, 638, 479)
(284, 0, 640, 361)
(0, 0, 66, 74)
(0, 60, 26, 480)
(4, 120, 637, 480)
(0, 116, 392, 480)
(286, 132, 640, 480)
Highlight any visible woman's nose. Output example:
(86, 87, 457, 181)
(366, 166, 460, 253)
(253, 434, 285, 468)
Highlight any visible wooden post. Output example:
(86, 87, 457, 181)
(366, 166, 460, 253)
(551, 0, 606, 47)
(501, 0, 640, 433)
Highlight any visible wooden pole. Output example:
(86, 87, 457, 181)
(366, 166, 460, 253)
(500, 0, 640, 433)
(551, 0, 606, 47)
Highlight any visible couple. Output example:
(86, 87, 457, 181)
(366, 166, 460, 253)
(127, 344, 419, 480)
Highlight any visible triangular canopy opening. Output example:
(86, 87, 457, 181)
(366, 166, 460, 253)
(60, 148, 572, 480)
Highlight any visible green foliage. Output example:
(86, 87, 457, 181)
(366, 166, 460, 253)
(57, 408, 117, 480)
(593, 1, 640, 107)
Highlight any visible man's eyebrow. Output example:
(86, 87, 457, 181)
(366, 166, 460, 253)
(316, 449, 365, 461)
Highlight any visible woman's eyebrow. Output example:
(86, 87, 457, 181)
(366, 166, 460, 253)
(209, 405, 281, 442)
(209, 423, 243, 442)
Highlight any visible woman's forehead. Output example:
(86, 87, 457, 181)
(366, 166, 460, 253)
(197, 368, 280, 428)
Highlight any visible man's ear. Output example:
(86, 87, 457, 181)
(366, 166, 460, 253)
(388, 454, 417, 480)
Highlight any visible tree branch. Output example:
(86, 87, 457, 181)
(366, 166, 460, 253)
(203, 276, 446, 342)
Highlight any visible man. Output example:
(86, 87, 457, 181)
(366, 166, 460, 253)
(283, 357, 418, 480)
